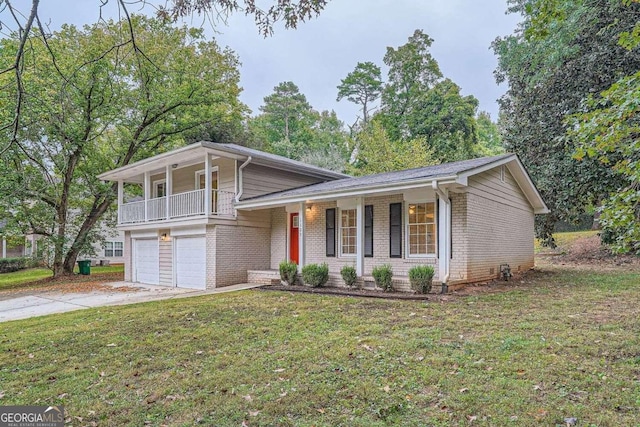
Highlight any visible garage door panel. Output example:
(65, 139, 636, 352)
(176, 236, 206, 289)
(135, 239, 159, 285)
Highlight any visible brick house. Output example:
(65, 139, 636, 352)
(98, 141, 548, 291)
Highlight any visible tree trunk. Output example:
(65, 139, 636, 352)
(61, 185, 118, 275)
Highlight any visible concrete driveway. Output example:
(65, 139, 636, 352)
(0, 282, 262, 323)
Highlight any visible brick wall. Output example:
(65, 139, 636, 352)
(449, 193, 469, 284)
(302, 195, 439, 287)
(270, 207, 287, 269)
(465, 168, 535, 282)
(214, 223, 271, 287)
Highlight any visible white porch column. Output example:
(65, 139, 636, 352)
(298, 202, 306, 271)
(165, 165, 173, 220)
(117, 180, 124, 224)
(204, 154, 211, 215)
(143, 172, 150, 222)
(2, 237, 6, 259)
(355, 196, 365, 276)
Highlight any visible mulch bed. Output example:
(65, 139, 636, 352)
(257, 284, 433, 300)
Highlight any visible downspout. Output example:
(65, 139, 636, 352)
(432, 180, 450, 293)
(235, 156, 252, 203)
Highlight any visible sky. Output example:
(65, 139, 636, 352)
(31, 1, 522, 125)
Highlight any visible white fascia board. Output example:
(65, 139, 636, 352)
(506, 157, 549, 213)
(456, 154, 517, 183)
(456, 154, 549, 214)
(98, 143, 226, 182)
(235, 176, 459, 210)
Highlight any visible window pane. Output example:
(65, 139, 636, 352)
(406, 201, 436, 256)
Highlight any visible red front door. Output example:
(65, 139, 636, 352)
(290, 213, 299, 264)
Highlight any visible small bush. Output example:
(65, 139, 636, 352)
(340, 265, 358, 288)
(372, 264, 393, 292)
(409, 265, 435, 294)
(0, 257, 27, 274)
(279, 260, 298, 285)
(301, 263, 329, 288)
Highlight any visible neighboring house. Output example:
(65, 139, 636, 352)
(87, 223, 126, 266)
(0, 220, 25, 259)
(1, 221, 124, 265)
(98, 141, 548, 291)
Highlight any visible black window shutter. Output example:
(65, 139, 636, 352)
(326, 208, 336, 257)
(365, 205, 374, 257)
(389, 203, 402, 258)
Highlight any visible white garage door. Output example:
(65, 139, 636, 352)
(176, 236, 206, 289)
(134, 239, 159, 285)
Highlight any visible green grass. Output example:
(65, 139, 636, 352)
(1, 265, 639, 426)
(535, 230, 598, 253)
(0, 265, 124, 291)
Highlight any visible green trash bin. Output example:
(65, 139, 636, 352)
(77, 260, 91, 275)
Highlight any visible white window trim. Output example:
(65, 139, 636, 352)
(195, 166, 219, 190)
(339, 208, 357, 258)
(405, 200, 437, 258)
(152, 179, 166, 198)
(104, 241, 124, 258)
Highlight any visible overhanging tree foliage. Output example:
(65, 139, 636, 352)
(493, 0, 640, 247)
(0, 0, 329, 153)
(570, 9, 640, 254)
(0, 16, 246, 276)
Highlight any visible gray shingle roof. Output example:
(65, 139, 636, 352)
(241, 153, 514, 203)
(201, 142, 350, 179)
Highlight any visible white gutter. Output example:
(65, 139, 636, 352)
(235, 175, 460, 210)
(235, 156, 252, 202)
(432, 180, 451, 292)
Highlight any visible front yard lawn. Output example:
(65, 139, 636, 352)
(0, 265, 124, 292)
(1, 265, 639, 426)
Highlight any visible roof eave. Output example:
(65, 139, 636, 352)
(235, 175, 459, 210)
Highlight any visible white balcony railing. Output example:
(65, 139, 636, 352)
(119, 190, 235, 224)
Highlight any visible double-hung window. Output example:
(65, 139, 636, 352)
(104, 241, 123, 257)
(407, 202, 436, 256)
(339, 209, 357, 256)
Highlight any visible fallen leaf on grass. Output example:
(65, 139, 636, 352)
(145, 393, 159, 404)
(0, 391, 5, 399)
(242, 395, 252, 402)
(362, 344, 373, 352)
(106, 343, 116, 347)
(383, 385, 391, 393)
(273, 368, 286, 373)
(195, 351, 204, 355)
(28, 354, 34, 359)
(57, 393, 67, 399)
(316, 408, 325, 414)
(249, 410, 260, 417)
(459, 388, 469, 393)
(467, 415, 477, 423)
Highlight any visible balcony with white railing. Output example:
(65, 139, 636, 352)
(119, 189, 235, 225)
